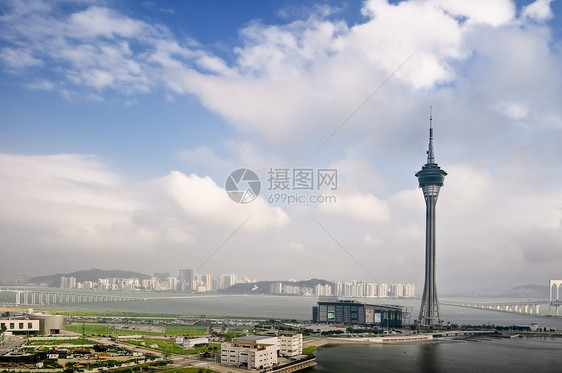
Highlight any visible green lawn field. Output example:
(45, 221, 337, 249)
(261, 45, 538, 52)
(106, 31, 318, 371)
(28, 338, 95, 345)
(65, 324, 207, 337)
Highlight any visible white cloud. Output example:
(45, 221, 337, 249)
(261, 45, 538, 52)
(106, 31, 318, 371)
(163, 171, 289, 231)
(431, 0, 515, 27)
(439, 163, 493, 215)
(67, 6, 146, 40)
(178, 146, 234, 171)
(521, 0, 554, 21)
(0, 154, 288, 277)
(356, 0, 466, 87)
(0, 154, 131, 209)
(24, 79, 54, 90)
(389, 189, 424, 214)
(363, 234, 383, 246)
(0, 3, 168, 95)
(497, 101, 529, 120)
(0, 154, 155, 256)
(0, 47, 42, 69)
(318, 191, 390, 223)
(279, 241, 305, 252)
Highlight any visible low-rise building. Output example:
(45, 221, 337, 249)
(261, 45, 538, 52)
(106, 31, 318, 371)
(221, 335, 279, 370)
(0, 310, 63, 335)
(279, 334, 302, 357)
(27, 311, 64, 335)
(313, 299, 403, 328)
(0, 319, 40, 334)
(175, 336, 209, 348)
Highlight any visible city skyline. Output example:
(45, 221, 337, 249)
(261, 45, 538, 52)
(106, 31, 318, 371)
(1, 0, 562, 294)
(55, 272, 416, 298)
(24, 268, 416, 297)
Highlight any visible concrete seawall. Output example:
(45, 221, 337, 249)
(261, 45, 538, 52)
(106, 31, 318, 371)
(304, 334, 434, 348)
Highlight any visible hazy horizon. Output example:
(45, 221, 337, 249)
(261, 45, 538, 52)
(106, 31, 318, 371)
(5, 266, 551, 298)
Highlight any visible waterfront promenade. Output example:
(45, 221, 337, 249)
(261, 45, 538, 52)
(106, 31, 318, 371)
(302, 330, 513, 348)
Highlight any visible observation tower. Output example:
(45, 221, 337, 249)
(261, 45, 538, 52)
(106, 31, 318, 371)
(416, 109, 447, 326)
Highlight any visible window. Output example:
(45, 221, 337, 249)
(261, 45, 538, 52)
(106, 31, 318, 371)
(19, 323, 24, 329)
(28, 322, 33, 329)
(10, 323, 14, 329)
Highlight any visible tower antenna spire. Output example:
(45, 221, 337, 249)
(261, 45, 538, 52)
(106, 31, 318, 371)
(427, 106, 435, 164)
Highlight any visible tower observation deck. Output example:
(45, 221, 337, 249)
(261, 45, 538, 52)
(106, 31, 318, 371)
(416, 109, 447, 326)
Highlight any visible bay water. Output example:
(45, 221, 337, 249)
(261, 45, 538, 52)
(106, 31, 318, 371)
(19, 293, 562, 329)
(312, 337, 562, 373)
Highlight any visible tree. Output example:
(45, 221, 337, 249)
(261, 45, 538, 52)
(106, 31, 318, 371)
(63, 362, 78, 373)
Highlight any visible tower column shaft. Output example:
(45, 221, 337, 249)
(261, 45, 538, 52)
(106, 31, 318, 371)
(419, 194, 441, 325)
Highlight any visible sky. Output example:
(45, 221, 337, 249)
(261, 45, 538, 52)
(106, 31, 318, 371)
(1, 0, 561, 295)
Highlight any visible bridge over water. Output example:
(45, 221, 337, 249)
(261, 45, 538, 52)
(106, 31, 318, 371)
(0, 287, 146, 306)
(550, 280, 562, 316)
(441, 300, 543, 315)
(441, 281, 562, 317)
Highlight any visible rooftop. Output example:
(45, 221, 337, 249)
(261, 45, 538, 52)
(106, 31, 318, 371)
(234, 335, 275, 342)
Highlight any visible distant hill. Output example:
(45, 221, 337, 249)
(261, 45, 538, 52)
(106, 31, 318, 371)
(219, 278, 334, 295)
(502, 284, 549, 299)
(29, 269, 151, 287)
(450, 284, 550, 298)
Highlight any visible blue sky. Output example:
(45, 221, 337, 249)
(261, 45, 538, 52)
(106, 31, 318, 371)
(0, 1, 368, 179)
(1, 0, 562, 294)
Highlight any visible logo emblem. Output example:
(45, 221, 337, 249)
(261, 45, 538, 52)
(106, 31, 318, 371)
(225, 168, 261, 204)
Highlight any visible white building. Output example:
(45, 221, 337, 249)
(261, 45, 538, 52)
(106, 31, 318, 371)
(279, 334, 303, 357)
(366, 283, 377, 297)
(0, 319, 40, 334)
(221, 334, 303, 369)
(378, 283, 388, 297)
(334, 282, 343, 297)
(167, 277, 179, 291)
(314, 284, 333, 297)
(404, 284, 416, 297)
(196, 274, 212, 292)
(221, 335, 279, 370)
(391, 283, 404, 297)
(221, 274, 237, 289)
(0, 310, 63, 336)
(175, 336, 209, 348)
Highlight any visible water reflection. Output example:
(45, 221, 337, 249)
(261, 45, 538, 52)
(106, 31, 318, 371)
(418, 344, 438, 373)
